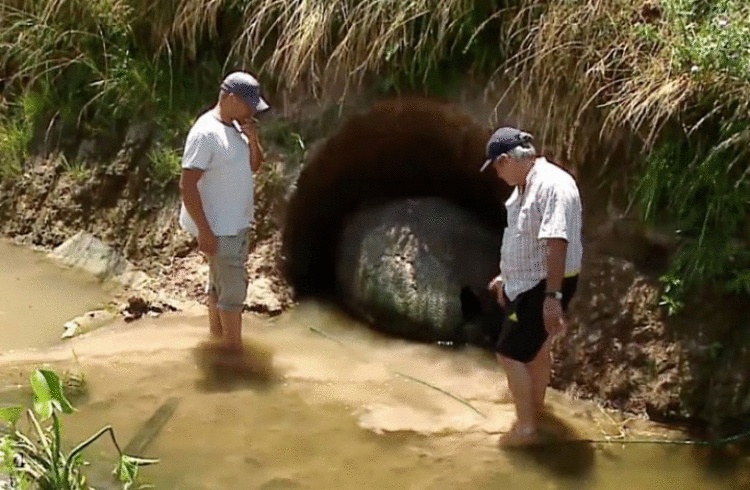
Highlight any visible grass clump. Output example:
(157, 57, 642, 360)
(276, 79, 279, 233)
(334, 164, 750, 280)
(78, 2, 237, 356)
(0, 89, 47, 178)
(0, 0, 227, 182)
(0, 118, 32, 179)
(168, 0, 499, 97)
(147, 144, 182, 186)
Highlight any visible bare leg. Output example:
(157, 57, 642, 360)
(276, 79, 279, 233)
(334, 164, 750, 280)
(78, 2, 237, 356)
(218, 309, 243, 351)
(496, 353, 537, 445)
(528, 338, 553, 417)
(208, 293, 222, 338)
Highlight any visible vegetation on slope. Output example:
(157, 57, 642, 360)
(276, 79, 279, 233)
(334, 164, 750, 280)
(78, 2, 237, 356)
(0, 0, 748, 307)
(503, 0, 750, 309)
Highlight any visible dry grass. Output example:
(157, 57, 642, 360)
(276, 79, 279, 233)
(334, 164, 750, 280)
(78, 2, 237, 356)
(497, 0, 750, 153)
(170, 0, 483, 96)
(0, 0, 491, 112)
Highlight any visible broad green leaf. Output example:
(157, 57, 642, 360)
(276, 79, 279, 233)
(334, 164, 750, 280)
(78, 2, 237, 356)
(38, 370, 74, 414)
(0, 405, 23, 426)
(32, 399, 53, 421)
(30, 370, 52, 406)
(30, 370, 74, 420)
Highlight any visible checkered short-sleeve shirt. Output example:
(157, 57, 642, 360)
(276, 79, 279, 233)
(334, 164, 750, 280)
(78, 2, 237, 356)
(500, 157, 583, 301)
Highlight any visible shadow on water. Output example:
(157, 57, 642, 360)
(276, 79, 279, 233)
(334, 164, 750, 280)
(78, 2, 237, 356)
(503, 412, 596, 482)
(690, 440, 750, 481)
(191, 337, 282, 394)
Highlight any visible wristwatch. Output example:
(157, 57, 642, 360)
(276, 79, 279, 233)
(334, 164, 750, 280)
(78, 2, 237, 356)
(545, 291, 563, 301)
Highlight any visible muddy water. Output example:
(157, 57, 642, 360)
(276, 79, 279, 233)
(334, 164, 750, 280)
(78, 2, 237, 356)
(0, 240, 115, 351)
(1, 301, 748, 490)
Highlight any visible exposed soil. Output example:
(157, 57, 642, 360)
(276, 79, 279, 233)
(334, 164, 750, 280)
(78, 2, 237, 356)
(143, 231, 294, 316)
(555, 235, 750, 435)
(0, 121, 295, 318)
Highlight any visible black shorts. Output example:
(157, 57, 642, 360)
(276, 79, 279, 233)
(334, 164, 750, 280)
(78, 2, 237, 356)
(495, 276, 579, 363)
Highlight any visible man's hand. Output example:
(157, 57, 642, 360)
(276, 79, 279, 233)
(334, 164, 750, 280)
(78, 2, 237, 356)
(488, 275, 506, 307)
(239, 117, 264, 172)
(543, 297, 566, 337)
(239, 117, 258, 139)
(198, 229, 218, 257)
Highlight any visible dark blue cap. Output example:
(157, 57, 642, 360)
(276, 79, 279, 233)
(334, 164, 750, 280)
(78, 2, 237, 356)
(220, 71, 270, 113)
(479, 127, 533, 172)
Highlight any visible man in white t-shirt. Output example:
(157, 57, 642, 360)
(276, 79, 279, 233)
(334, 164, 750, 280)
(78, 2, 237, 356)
(179, 71, 269, 351)
(480, 127, 584, 446)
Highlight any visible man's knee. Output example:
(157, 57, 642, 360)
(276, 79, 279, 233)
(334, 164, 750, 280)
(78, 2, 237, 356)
(211, 262, 248, 311)
(209, 233, 250, 311)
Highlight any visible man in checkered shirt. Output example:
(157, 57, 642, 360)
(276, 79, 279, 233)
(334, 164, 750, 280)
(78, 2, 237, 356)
(480, 127, 583, 446)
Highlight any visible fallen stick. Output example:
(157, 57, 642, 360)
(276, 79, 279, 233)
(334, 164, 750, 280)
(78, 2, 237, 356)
(123, 396, 181, 456)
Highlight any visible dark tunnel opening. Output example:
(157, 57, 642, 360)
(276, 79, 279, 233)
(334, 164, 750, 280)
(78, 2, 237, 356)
(460, 286, 483, 321)
(281, 96, 513, 301)
(282, 98, 510, 299)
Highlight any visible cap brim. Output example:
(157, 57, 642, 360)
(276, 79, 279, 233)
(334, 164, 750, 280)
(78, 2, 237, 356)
(479, 158, 493, 172)
(238, 95, 270, 114)
(255, 97, 270, 113)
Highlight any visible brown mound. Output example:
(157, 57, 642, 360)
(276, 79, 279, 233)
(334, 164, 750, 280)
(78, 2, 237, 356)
(281, 96, 512, 298)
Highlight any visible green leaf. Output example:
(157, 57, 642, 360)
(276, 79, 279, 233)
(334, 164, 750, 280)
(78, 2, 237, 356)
(114, 454, 159, 487)
(32, 399, 53, 421)
(0, 405, 23, 426)
(30, 369, 75, 420)
(122, 454, 159, 466)
(114, 456, 138, 484)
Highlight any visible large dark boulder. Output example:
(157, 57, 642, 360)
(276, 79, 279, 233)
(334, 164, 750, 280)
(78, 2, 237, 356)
(336, 197, 504, 345)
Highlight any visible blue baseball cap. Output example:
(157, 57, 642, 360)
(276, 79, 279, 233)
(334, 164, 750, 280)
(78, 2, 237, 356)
(479, 127, 533, 172)
(220, 71, 270, 113)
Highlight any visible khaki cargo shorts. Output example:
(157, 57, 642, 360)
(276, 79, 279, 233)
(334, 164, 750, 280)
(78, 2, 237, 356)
(206, 228, 250, 311)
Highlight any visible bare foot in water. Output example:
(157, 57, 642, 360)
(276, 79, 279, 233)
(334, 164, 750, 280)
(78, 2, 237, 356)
(193, 338, 275, 380)
(499, 422, 540, 448)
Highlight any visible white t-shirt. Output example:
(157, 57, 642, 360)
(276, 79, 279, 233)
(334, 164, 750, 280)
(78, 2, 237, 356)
(500, 157, 584, 301)
(178, 111, 254, 237)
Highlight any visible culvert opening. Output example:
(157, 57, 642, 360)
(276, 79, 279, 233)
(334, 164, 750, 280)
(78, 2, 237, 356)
(281, 96, 513, 301)
(460, 286, 483, 322)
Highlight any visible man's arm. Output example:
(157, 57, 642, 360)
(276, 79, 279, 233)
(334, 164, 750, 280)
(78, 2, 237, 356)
(239, 119, 264, 172)
(179, 129, 217, 255)
(545, 238, 567, 293)
(180, 169, 212, 235)
(250, 130, 264, 173)
(538, 184, 577, 292)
